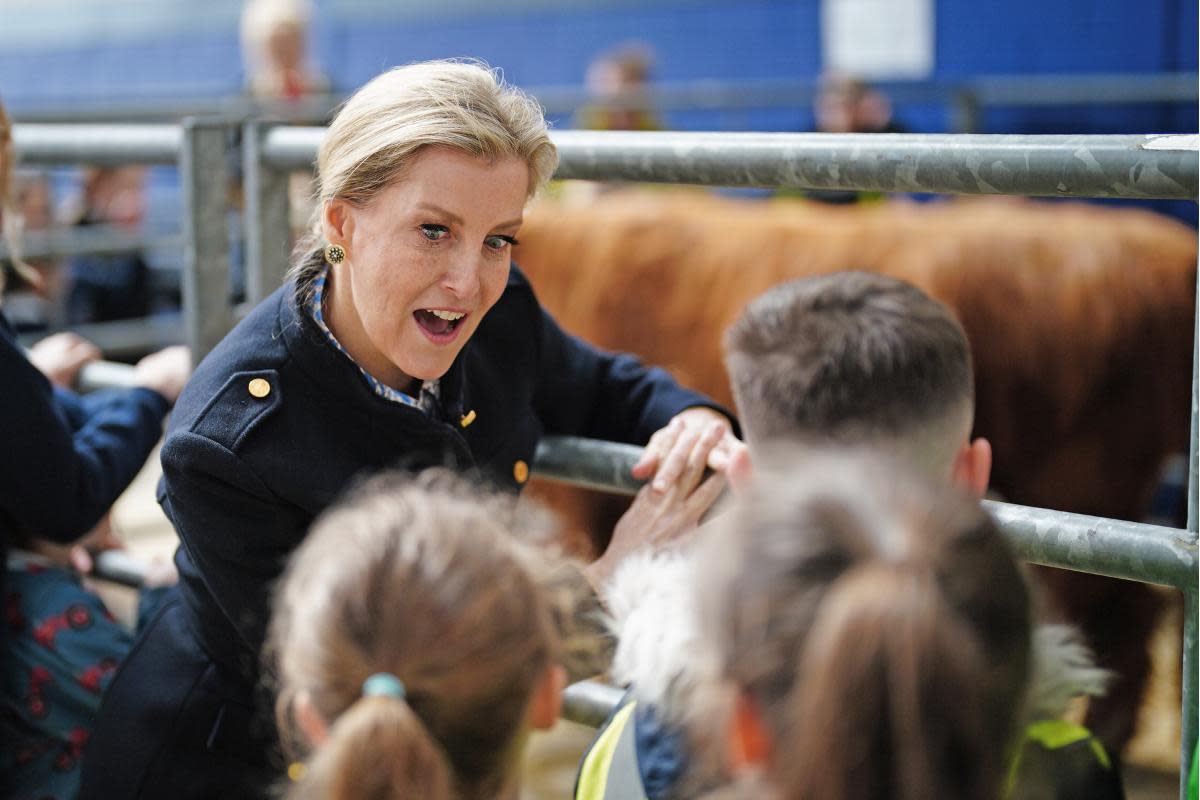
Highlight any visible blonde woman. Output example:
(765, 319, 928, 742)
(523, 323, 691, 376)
(81, 60, 741, 797)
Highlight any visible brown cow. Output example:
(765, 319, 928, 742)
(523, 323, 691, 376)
(513, 189, 1197, 756)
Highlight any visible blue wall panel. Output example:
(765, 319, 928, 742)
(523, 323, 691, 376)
(0, 0, 1192, 223)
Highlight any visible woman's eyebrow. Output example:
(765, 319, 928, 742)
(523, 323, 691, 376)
(415, 202, 464, 226)
(414, 202, 522, 231)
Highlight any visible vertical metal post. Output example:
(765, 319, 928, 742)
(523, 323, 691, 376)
(951, 89, 981, 133)
(180, 118, 232, 362)
(243, 121, 292, 305)
(1183, 253, 1199, 798)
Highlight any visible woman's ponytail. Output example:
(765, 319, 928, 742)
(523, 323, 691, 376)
(780, 564, 1003, 800)
(289, 695, 455, 800)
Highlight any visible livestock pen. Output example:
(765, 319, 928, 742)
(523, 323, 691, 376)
(14, 122, 1199, 796)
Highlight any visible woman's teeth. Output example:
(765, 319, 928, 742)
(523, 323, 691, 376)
(415, 308, 465, 336)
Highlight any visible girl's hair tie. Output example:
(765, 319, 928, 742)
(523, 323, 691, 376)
(361, 672, 406, 700)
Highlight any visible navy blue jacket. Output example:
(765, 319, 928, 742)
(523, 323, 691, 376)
(0, 313, 168, 544)
(81, 266, 730, 798)
(0, 311, 168, 655)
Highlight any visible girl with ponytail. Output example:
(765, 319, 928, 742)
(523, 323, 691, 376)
(693, 451, 1032, 800)
(268, 469, 601, 800)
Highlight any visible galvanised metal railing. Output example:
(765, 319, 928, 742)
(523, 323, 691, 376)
(12, 121, 232, 362)
(14, 121, 1198, 795)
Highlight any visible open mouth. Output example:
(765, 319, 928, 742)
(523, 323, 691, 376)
(414, 308, 467, 339)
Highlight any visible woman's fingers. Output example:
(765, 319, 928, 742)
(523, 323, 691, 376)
(652, 426, 701, 491)
(631, 416, 682, 479)
(676, 422, 726, 494)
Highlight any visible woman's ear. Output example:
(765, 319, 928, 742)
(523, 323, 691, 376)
(527, 664, 567, 731)
(728, 690, 771, 773)
(294, 690, 329, 748)
(321, 198, 354, 248)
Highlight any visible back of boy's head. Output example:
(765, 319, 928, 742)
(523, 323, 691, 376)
(268, 469, 600, 800)
(723, 271, 974, 475)
(694, 451, 1031, 800)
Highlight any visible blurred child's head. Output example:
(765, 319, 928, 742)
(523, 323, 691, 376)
(269, 470, 592, 800)
(723, 270, 990, 494)
(693, 452, 1031, 800)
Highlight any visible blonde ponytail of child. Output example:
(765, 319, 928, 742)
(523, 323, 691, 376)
(288, 693, 454, 800)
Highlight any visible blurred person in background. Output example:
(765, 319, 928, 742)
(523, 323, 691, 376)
(1, 173, 65, 333)
(240, 0, 329, 110)
(575, 42, 664, 132)
(1, 98, 191, 800)
(801, 72, 905, 205)
(813, 72, 903, 135)
(240, 0, 331, 244)
(3, 509, 178, 800)
(60, 166, 153, 325)
(564, 42, 666, 204)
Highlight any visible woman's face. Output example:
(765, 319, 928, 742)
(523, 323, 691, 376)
(323, 147, 529, 392)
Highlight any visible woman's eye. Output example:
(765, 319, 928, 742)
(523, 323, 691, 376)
(484, 235, 518, 251)
(419, 224, 449, 241)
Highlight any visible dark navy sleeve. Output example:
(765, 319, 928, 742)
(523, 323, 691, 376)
(159, 431, 307, 655)
(0, 318, 170, 543)
(531, 303, 737, 445)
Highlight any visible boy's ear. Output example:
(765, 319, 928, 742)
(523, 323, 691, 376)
(728, 690, 771, 773)
(527, 663, 567, 731)
(952, 437, 992, 498)
(294, 690, 329, 747)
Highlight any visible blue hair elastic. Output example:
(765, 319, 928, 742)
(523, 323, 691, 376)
(362, 672, 407, 701)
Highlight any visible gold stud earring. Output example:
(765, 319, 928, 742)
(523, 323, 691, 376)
(324, 243, 346, 265)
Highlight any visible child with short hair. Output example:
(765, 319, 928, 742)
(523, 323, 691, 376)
(578, 271, 1120, 799)
(268, 469, 605, 800)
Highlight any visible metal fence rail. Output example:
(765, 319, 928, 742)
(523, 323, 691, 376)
(259, 127, 1199, 199)
(534, 436, 1200, 780)
(532, 437, 1199, 592)
(10, 121, 230, 362)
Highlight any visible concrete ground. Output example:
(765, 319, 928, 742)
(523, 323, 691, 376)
(102, 447, 1185, 800)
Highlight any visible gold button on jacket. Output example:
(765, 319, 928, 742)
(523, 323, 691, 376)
(513, 459, 529, 484)
(248, 378, 271, 398)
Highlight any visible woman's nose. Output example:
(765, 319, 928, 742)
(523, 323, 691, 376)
(440, 252, 482, 298)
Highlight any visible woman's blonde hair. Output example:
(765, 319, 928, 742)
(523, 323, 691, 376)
(268, 469, 601, 800)
(289, 59, 558, 292)
(694, 451, 1032, 800)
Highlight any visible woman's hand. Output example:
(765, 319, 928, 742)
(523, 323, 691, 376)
(133, 345, 192, 405)
(631, 407, 747, 491)
(588, 421, 728, 588)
